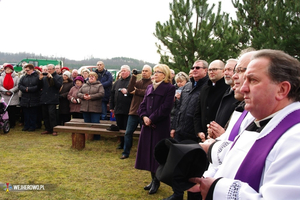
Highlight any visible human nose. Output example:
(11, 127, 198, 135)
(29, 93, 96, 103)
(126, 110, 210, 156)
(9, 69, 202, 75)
(232, 72, 238, 80)
(240, 79, 249, 93)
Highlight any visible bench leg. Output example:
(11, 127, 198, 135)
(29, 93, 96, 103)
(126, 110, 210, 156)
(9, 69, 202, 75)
(85, 133, 94, 141)
(72, 133, 85, 150)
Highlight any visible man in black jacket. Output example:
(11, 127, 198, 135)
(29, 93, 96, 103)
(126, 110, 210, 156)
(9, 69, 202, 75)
(214, 59, 239, 128)
(39, 64, 63, 136)
(109, 65, 133, 148)
(194, 60, 229, 141)
(171, 60, 209, 142)
(164, 60, 209, 200)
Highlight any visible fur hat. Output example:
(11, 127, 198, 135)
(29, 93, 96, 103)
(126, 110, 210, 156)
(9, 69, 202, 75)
(154, 138, 208, 191)
(63, 71, 71, 78)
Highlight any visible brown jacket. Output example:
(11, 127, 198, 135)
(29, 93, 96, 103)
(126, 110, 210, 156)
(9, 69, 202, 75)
(77, 81, 104, 113)
(127, 76, 152, 115)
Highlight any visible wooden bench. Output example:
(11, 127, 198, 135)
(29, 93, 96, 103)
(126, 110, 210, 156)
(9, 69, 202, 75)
(64, 121, 141, 131)
(68, 118, 117, 124)
(53, 125, 141, 150)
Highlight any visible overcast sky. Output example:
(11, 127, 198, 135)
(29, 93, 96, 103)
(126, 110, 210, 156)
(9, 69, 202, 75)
(0, 0, 236, 64)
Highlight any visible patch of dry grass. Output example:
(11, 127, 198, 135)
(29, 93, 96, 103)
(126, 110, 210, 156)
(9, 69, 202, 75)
(0, 125, 187, 200)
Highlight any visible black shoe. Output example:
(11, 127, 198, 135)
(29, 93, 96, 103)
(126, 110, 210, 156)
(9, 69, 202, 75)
(144, 181, 153, 190)
(28, 129, 35, 132)
(107, 124, 120, 131)
(163, 194, 184, 200)
(22, 128, 29, 131)
(116, 144, 123, 149)
(120, 155, 129, 159)
(149, 176, 160, 194)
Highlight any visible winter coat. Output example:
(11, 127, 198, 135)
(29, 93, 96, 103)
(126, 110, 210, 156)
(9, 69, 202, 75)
(59, 79, 73, 114)
(172, 76, 209, 141)
(39, 71, 63, 105)
(18, 71, 41, 107)
(109, 75, 133, 115)
(77, 80, 104, 113)
(0, 71, 20, 106)
(194, 77, 230, 136)
(214, 87, 240, 128)
(135, 82, 175, 173)
(127, 76, 152, 115)
(95, 69, 113, 102)
(67, 85, 82, 113)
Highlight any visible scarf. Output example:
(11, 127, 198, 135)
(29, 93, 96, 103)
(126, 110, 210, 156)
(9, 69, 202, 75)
(3, 73, 14, 90)
(152, 80, 163, 91)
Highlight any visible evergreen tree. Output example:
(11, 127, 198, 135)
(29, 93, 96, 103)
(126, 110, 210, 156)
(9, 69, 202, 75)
(232, 0, 300, 59)
(154, 0, 244, 73)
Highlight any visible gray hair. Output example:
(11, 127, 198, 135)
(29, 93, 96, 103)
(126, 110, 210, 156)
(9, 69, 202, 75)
(121, 65, 130, 72)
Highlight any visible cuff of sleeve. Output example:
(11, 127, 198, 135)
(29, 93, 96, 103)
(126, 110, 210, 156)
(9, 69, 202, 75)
(207, 141, 217, 163)
(206, 177, 223, 200)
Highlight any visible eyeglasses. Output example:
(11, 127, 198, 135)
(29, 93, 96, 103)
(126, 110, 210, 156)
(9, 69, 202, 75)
(234, 67, 247, 74)
(153, 71, 164, 74)
(191, 66, 206, 70)
(25, 69, 30, 72)
(224, 68, 234, 72)
(208, 68, 223, 72)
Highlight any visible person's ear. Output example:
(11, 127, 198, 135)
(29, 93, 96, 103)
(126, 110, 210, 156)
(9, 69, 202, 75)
(275, 81, 291, 101)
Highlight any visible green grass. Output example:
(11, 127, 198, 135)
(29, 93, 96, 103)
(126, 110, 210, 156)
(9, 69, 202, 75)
(0, 125, 185, 200)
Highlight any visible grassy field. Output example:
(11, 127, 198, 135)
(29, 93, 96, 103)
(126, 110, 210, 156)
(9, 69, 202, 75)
(0, 124, 182, 200)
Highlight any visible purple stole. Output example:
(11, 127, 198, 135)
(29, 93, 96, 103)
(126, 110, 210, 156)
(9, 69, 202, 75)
(234, 109, 300, 192)
(228, 110, 248, 141)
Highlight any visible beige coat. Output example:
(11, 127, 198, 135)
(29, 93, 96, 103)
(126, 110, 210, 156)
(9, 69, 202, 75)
(77, 80, 104, 113)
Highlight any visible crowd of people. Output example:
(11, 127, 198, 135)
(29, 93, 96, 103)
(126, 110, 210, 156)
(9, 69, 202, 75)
(1, 48, 300, 200)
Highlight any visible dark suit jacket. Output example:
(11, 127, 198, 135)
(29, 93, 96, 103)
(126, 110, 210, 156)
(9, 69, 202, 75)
(214, 87, 240, 128)
(194, 77, 229, 137)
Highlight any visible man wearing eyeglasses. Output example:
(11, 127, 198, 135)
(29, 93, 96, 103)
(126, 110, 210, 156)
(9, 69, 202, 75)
(165, 60, 209, 200)
(212, 59, 240, 130)
(194, 60, 230, 142)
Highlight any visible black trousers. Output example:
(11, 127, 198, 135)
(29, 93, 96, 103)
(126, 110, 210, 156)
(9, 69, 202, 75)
(42, 104, 57, 133)
(23, 106, 38, 130)
(115, 114, 128, 130)
(7, 105, 18, 128)
(115, 114, 129, 145)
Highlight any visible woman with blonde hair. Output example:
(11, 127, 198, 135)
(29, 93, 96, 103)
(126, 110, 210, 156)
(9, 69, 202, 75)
(135, 64, 175, 195)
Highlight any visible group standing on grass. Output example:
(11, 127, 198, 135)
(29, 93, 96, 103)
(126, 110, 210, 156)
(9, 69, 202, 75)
(3, 49, 300, 200)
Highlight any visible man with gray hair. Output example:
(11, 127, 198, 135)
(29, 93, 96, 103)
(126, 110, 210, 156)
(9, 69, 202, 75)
(120, 65, 153, 159)
(39, 64, 62, 136)
(109, 65, 133, 149)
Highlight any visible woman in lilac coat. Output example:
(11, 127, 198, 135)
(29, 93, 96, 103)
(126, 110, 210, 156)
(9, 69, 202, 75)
(135, 64, 175, 195)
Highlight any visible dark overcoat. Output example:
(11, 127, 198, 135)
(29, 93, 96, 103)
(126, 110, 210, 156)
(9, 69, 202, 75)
(18, 71, 40, 107)
(59, 80, 73, 114)
(135, 82, 175, 173)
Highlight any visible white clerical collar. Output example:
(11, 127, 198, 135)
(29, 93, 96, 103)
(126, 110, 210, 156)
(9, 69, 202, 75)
(254, 111, 279, 127)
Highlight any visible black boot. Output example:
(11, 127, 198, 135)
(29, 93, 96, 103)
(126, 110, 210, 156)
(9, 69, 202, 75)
(144, 172, 155, 190)
(149, 174, 160, 194)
